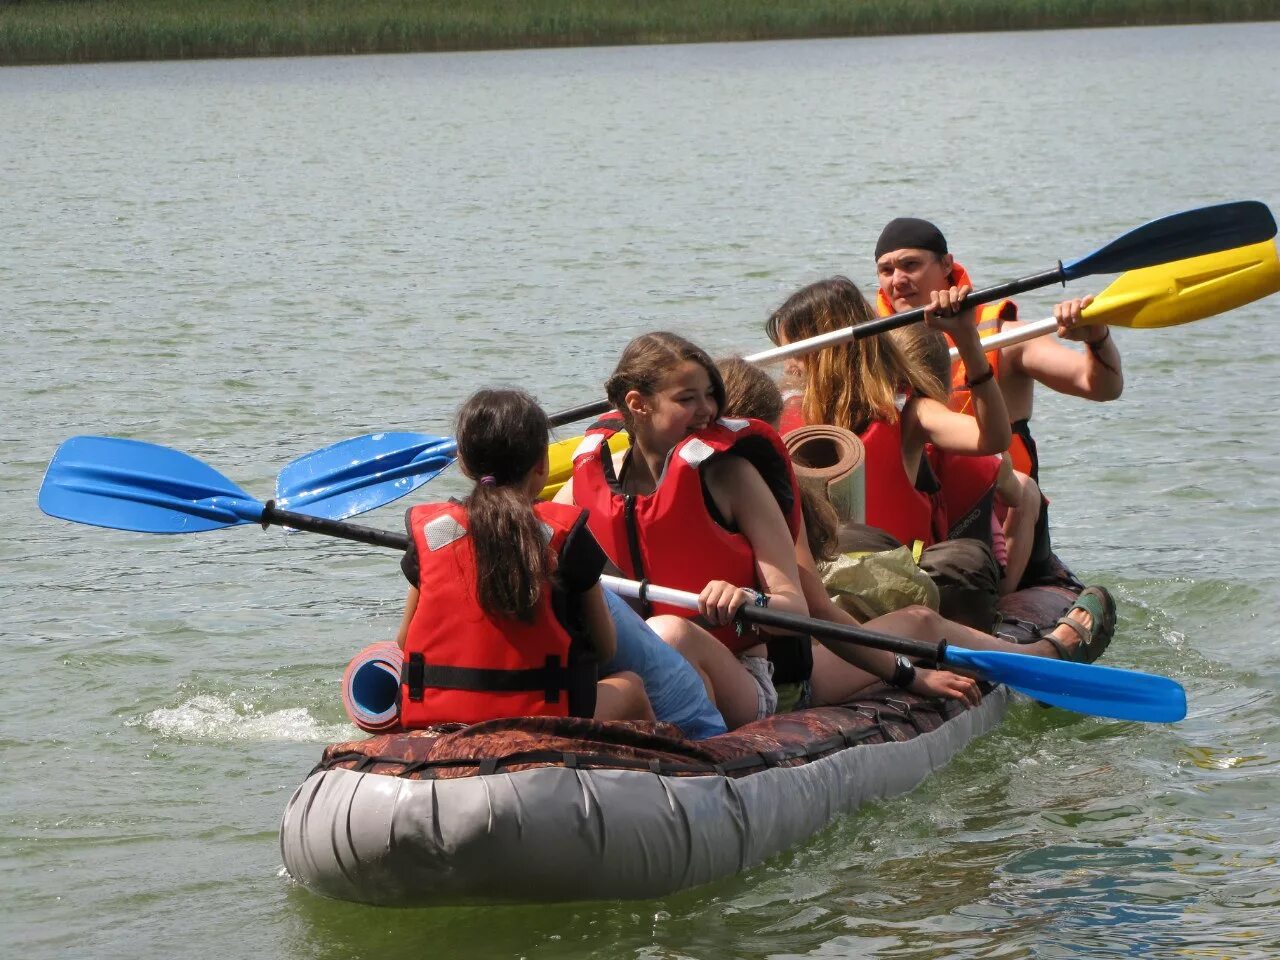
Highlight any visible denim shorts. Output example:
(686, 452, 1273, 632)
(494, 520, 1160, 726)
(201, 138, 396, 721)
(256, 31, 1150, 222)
(738, 654, 779, 722)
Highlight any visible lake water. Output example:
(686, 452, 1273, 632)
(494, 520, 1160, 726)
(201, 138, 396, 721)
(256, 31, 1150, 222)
(4, 21, 1280, 960)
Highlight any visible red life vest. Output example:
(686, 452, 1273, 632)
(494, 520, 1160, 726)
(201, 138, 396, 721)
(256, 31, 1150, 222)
(926, 446, 1002, 544)
(858, 414, 936, 548)
(398, 500, 595, 728)
(876, 260, 1032, 476)
(571, 413, 802, 653)
(781, 392, 933, 548)
(779, 391, 806, 437)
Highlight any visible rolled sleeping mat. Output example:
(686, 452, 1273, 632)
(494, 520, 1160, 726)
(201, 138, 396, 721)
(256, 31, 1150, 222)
(783, 425, 866, 524)
(341, 642, 404, 734)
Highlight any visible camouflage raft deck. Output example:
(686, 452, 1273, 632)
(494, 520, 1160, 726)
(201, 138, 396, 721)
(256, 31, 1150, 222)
(281, 580, 1093, 906)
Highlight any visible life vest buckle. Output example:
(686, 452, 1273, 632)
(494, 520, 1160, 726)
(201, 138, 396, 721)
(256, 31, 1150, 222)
(405, 653, 426, 701)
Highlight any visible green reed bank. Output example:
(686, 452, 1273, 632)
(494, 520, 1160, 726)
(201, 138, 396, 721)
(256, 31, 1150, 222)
(2, 0, 1278, 65)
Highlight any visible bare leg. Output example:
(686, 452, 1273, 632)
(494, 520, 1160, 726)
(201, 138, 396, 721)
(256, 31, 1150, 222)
(1000, 473, 1042, 595)
(647, 615, 764, 730)
(808, 643, 880, 706)
(864, 604, 1093, 661)
(594, 671, 656, 722)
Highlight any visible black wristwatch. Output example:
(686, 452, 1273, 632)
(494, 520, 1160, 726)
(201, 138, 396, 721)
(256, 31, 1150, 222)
(888, 655, 917, 689)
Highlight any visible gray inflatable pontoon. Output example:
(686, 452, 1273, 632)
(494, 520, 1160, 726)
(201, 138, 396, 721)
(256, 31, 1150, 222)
(281, 583, 1083, 906)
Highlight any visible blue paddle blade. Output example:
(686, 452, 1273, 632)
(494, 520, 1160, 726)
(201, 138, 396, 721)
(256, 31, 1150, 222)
(275, 432, 459, 521)
(1063, 200, 1277, 279)
(39, 436, 265, 534)
(944, 646, 1187, 723)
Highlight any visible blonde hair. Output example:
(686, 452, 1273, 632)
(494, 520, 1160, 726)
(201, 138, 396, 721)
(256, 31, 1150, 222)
(889, 323, 951, 398)
(765, 277, 945, 432)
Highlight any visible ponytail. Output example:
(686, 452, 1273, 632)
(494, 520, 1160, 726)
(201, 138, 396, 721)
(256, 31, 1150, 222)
(455, 389, 551, 623)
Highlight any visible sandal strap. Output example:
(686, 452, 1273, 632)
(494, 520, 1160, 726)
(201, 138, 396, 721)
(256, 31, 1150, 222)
(1071, 589, 1107, 624)
(1052, 615, 1091, 645)
(1040, 632, 1075, 663)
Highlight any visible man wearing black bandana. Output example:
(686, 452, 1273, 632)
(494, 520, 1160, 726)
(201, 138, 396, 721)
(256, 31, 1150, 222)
(873, 218, 1125, 587)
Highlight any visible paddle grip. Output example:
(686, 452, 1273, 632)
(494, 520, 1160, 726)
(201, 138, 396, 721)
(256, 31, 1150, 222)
(261, 501, 410, 551)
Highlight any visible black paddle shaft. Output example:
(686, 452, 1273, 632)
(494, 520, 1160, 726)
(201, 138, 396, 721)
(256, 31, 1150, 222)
(549, 400, 613, 428)
(544, 266, 1066, 430)
(546, 202, 1278, 429)
(257, 501, 950, 666)
(733, 603, 948, 668)
(261, 501, 409, 551)
(832, 266, 1067, 341)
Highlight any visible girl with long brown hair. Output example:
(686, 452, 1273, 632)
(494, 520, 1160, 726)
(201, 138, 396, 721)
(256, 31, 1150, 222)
(719, 357, 979, 707)
(556, 333, 810, 730)
(769, 276, 1012, 551)
(395, 388, 652, 726)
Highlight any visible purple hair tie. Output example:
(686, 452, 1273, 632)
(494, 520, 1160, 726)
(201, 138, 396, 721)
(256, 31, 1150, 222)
(479, 475, 496, 486)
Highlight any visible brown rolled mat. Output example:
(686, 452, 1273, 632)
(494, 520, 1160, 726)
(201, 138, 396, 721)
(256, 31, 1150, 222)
(783, 425, 865, 524)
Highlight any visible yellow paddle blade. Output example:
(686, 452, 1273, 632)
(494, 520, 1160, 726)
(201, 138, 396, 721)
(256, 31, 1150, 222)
(539, 432, 630, 501)
(1084, 239, 1280, 329)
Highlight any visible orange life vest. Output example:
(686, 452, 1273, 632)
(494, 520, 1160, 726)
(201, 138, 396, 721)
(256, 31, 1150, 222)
(571, 414, 801, 653)
(399, 500, 595, 728)
(877, 260, 1032, 475)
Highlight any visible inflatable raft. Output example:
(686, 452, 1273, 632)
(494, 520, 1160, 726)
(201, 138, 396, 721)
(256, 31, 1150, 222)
(280, 575, 1098, 906)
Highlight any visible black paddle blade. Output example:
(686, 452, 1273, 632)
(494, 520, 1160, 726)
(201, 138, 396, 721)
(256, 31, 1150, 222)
(1064, 200, 1277, 279)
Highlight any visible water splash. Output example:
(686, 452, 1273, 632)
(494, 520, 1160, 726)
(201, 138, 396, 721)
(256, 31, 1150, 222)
(130, 695, 352, 743)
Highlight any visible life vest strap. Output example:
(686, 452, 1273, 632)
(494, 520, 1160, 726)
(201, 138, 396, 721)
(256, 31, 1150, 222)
(402, 654, 576, 705)
(623, 496, 650, 616)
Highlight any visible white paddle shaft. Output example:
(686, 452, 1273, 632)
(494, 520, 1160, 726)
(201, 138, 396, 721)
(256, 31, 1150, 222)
(600, 575, 703, 610)
(745, 324, 878, 366)
(752, 313, 1081, 367)
(946, 316, 1059, 360)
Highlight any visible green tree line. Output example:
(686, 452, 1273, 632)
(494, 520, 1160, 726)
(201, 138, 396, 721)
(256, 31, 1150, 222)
(2, 0, 1277, 66)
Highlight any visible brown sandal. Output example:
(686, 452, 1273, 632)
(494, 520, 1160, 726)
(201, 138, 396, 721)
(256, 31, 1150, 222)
(1043, 586, 1116, 664)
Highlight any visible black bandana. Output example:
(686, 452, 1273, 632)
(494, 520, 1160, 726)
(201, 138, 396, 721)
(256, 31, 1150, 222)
(875, 218, 948, 260)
